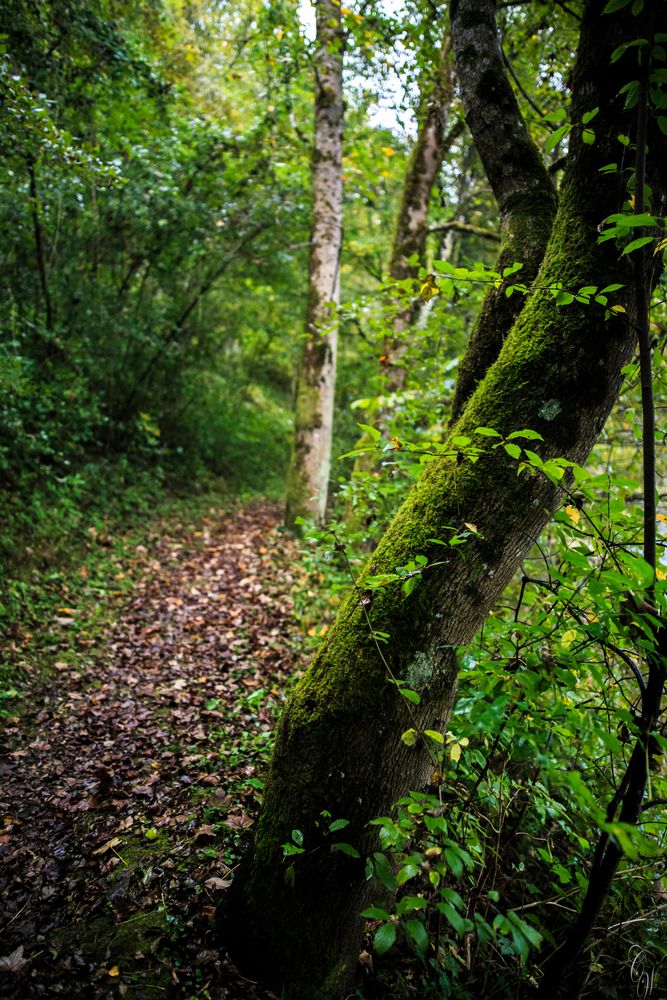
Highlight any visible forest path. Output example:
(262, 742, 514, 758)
(0, 501, 301, 1000)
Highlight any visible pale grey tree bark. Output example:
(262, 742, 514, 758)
(285, 0, 344, 527)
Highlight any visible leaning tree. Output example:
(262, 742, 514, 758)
(220, 1, 666, 996)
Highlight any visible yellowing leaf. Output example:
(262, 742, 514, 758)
(57, 607, 79, 615)
(401, 728, 418, 747)
(656, 568, 666, 581)
(610, 304, 626, 313)
(449, 742, 462, 763)
(108, 967, 120, 978)
(464, 522, 478, 533)
(340, 6, 352, 13)
(380, 146, 394, 157)
(565, 505, 581, 524)
(419, 275, 439, 302)
(561, 628, 578, 647)
(92, 837, 121, 856)
(144, 827, 159, 840)
(657, 514, 667, 524)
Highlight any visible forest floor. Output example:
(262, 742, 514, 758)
(0, 501, 305, 1000)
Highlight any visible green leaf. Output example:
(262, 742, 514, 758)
(621, 236, 654, 255)
(396, 863, 420, 885)
(373, 922, 397, 956)
(401, 728, 419, 747)
(508, 911, 543, 949)
(582, 107, 599, 124)
(396, 895, 428, 916)
(602, 0, 631, 11)
(544, 108, 566, 123)
(504, 442, 522, 460)
(361, 906, 392, 920)
(444, 848, 464, 877)
(292, 828, 303, 846)
(605, 212, 656, 227)
(437, 901, 466, 935)
(328, 818, 350, 833)
(474, 426, 502, 438)
(552, 863, 572, 885)
(506, 429, 544, 441)
(399, 688, 421, 705)
(424, 729, 444, 745)
(406, 918, 429, 956)
(373, 852, 397, 891)
(330, 842, 360, 858)
(611, 38, 648, 62)
(582, 129, 595, 145)
(545, 123, 570, 154)
(282, 843, 305, 857)
(357, 422, 381, 442)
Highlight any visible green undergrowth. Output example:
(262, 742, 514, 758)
(0, 472, 234, 717)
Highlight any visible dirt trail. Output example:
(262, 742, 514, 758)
(0, 502, 301, 999)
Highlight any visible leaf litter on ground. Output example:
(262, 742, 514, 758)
(0, 501, 303, 999)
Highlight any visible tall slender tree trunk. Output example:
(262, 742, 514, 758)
(27, 157, 54, 335)
(383, 38, 460, 393)
(285, 0, 344, 528)
(220, 2, 665, 997)
(351, 37, 459, 484)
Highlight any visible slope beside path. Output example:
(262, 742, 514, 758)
(0, 502, 301, 1000)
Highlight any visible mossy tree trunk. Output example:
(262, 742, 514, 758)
(221, 2, 665, 997)
(449, 0, 557, 420)
(285, 0, 343, 528)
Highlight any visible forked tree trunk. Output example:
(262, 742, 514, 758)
(285, 0, 344, 528)
(449, 0, 557, 419)
(221, 2, 665, 996)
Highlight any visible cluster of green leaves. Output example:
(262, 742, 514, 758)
(347, 411, 665, 993)
(0, 0, 316, 581)
(295, 338, 666, 994)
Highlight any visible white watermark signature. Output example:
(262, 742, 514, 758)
(629, 944, 666, 999)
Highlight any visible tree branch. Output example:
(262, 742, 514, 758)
(449, 0, 557, 420)
(429, 219, 500, 242)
